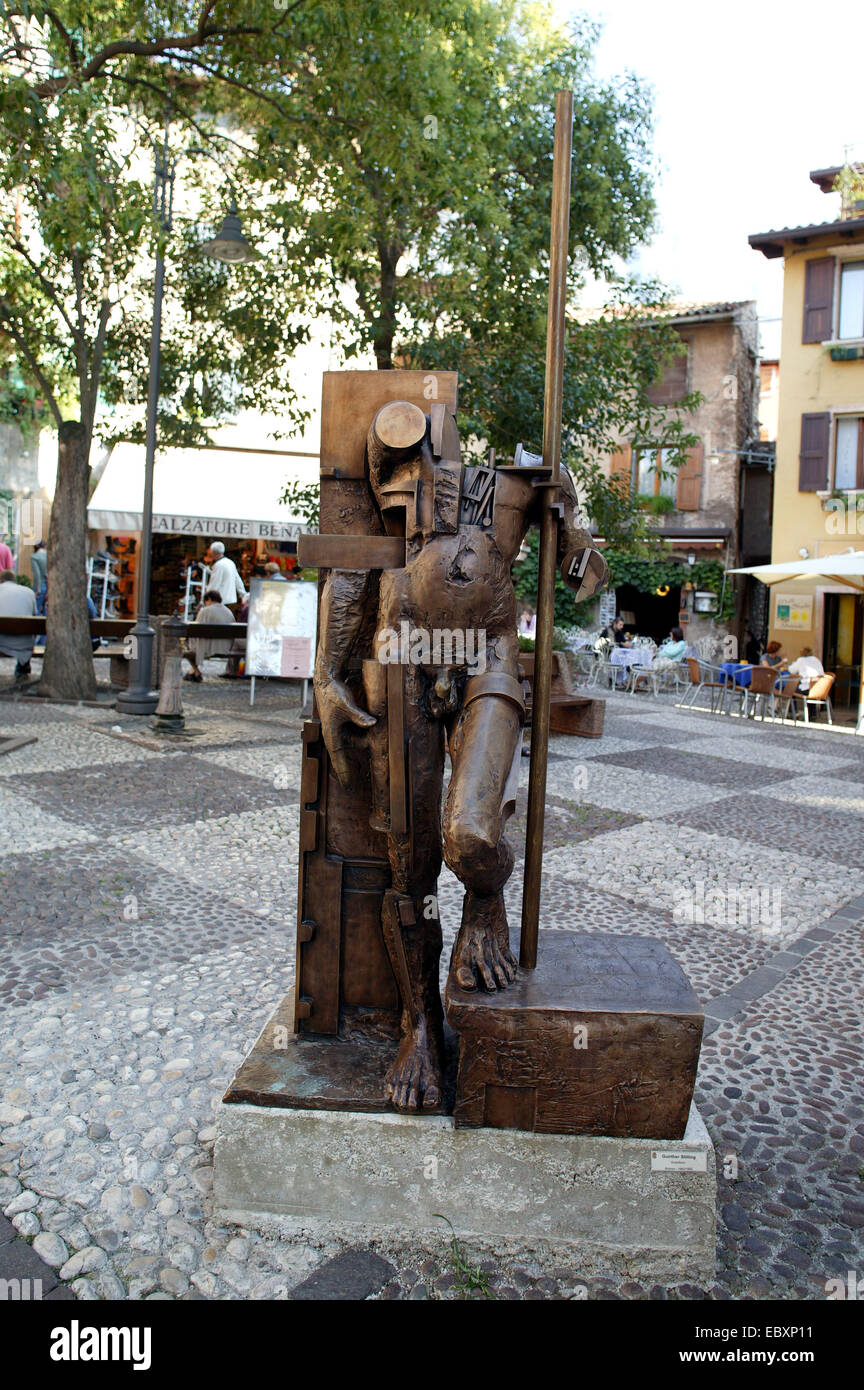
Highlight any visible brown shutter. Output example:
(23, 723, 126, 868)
(645, 344, 689, 405)
(676, 442, 703, 511)
(802, 258, 834, 343)
(609, 444, 632, 487)
(798, 412, 830, 491)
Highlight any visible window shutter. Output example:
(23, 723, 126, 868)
(798, 412, 830, 491)
(645, 345, 689, 405)
(802, 258, 834, 343)
(609, 444, 632, 486)
(676, 442, 703, 511)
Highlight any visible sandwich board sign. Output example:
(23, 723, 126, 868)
(245, 577, 317, 705)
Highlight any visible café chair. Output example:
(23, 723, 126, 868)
(771, 674, 800, 723)
(797, 672, 835, 725)
(680, 657, 730, 713)
(734, 665, 776, 720)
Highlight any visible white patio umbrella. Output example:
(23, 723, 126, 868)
(728, 550, 864, 733)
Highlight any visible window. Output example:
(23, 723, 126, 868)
(838, 262, 864, 340)
(835, 415, 864, 490)
(633, 446, 677, 500)
(644, 342, 689, 405)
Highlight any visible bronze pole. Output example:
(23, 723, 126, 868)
(520, 89, 573, 969)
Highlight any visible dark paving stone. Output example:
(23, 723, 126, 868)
(726, 968, 785, 1002)
(289, 1250, 396, 1301)
(44, 1285, 77, 1300)
(765, 952, 804, 971)
(0, 1213, 15, 1243)
(704, 995, 744, 1022)
(814, 764, 864, 785)
(9, 753, 286, 834)
(786, 938, 822, 956)
(507, 789, 639, 856)
(589, 745, 795, 790)
(0, 842, 272, 1005)
(662, 793, 864, 865)
(0, 1238, 59, 1293)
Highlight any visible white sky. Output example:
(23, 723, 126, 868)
(561, 0, 864, 358)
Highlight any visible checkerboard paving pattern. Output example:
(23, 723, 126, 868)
(0, 678, 862, 1301)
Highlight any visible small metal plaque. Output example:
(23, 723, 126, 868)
(651, 1149, 707, 1173)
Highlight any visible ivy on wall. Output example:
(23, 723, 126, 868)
(607, 552, 736, 623)
(515, 540, 736, 627)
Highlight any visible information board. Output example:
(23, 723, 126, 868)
(246, 578, 317, 679)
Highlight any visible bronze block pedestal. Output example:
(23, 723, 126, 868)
(445, 931, 703, 1139)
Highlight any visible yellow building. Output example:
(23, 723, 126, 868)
(750, 167, 864, 709)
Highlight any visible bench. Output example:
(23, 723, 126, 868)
(519, 650, 606, 739)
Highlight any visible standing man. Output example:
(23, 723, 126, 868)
(30, 541, 48, 614)
(207, 541, 247, 613)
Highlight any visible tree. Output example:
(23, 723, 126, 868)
(1, 0, 694, 696)
(0, 2, 314, 697)
(250, 1, 697, 548)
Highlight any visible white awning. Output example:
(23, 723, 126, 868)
(728, 549, 864, 589)
(87, 442, 318, 541)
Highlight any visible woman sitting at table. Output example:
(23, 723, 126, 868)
(652, 626, 687, 673)
(761, 640, 786, 669)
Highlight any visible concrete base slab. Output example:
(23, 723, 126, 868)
(214, 1100, 716, 1282)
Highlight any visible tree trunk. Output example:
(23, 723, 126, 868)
(39, 420, 98, 701)
(373, 240, 401, 369)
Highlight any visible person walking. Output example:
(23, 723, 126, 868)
(0, 569, 37, 678)
(207, 542, 247, 612)
(30, 541, 48, 615)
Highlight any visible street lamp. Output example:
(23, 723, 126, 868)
(200, 207, 261, 264)
(116, 133, 260, 715)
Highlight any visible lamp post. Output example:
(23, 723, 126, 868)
(117, 133, 260, 715)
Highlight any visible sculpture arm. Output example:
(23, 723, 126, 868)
(315, 569, 376, 788)
(556, 466, 609, 601)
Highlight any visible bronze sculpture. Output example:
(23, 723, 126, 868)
(305, 394, 607, 1111)
(221, 94, 703, 1141)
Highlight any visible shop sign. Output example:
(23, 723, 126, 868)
(774, 593, 813, 630)
(152, 515, 304, 540)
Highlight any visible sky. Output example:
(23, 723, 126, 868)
(560, 0, 864, 358)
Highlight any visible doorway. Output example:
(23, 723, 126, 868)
(615, 583, 682, 643)
(823, 592, 863, 710)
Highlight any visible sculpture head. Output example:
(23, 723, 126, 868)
(367, 400, 428, 490)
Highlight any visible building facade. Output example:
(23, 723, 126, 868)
(750, 167, 864, 708)
(598, 301, 764, 647)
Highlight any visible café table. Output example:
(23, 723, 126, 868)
(720, 661, 753, 688)
(610, 646, 653, 688)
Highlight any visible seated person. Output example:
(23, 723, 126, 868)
(787, 646, 824, 693)
(761, 640, 786, 669)
(183, 588, 235, 682)
(603, 616, 629, 645)
(653, 626, 687, 671)
(0, 569, 37, 677)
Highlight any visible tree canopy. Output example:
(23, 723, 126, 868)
(0, 0, 699, 694)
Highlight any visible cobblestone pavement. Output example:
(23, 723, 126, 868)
(1, 663, 863, 1301)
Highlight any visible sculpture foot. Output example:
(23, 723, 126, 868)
(449, 891, 517, 992)
(385, 1018, 444, 1113)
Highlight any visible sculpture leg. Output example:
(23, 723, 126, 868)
(378, 662, 446, 1112)
(443, 692, 522, 992)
